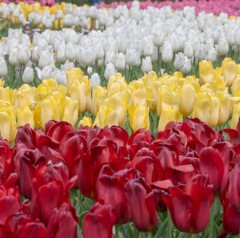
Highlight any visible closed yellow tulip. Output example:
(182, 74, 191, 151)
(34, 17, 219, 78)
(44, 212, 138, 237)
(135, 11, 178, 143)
(17, 107, 34, 128)
(179, 83, 196, 116)
(66, 68, 84, 87)
(221, 58, 237, 87)
(231, 103, 240, 129)
(208, 96, 220, 127)
(192, 92, 212, 124)
(158, 105, 183, 131)
(79, 117, 92, 127)
(231, 75, 240, 96)
(62, 97, 79, 126)
(128, 104, 150, 132)
(199, 60, 214, 85)
(217, 92, 231, 125)
(91, 86, 107, 116)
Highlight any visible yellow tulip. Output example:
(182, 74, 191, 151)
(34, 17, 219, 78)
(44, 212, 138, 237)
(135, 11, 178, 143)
(91, 86, 107, 116)
(208, 96, 220, 127)
(0, 87, 13, 102)
(221, 58, 237, 87)
(231, 75, 240, 96)
(217, 92, 231, 125)
(231, 103, 240, 129)
(151, 80, 162, 111)
(62, 97, 79, 126)
(128, 80, 147, 107)
(192, 92, 212, 124)
(0, 106, 16, 142)
(68, 77, 91, 114)
(230, 97, 240, 114)
(179, 83, 196, 116)
(199, 60, 214, 85)
(17, 107, 34, 128)
(128, 104, 149, 132)
(79, 117, 92, 127)
(66, 68, 84, 87)
(158, 105, 183, 131)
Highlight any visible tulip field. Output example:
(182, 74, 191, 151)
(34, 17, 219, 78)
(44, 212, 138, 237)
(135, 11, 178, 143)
(1, 0, 240, 237)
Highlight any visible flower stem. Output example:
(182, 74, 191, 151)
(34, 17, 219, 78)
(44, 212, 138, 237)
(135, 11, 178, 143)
(167, 210, 173, 238)
(209, 197, 217, 238)
(115, 225, 119, 238)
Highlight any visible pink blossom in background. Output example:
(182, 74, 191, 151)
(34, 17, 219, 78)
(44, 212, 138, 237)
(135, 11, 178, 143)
(41, 0, 55, 6)
(99, 0, 240, 16)
(0, 0, 54, 5)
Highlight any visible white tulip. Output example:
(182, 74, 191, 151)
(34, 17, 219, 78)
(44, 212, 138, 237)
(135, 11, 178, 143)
(181, 57, 192, 74)
(38, 51, 50, 69)
(95, 44, 104, 60)
(104, 63, 116, 80)
(235, 31, 240, 46)
(17, 45, 30, 65)
(105, 51, 116, 65)
(56, 10, 63, 20)
(32, 46, 39, 63)
(153, 32, 164, 48)
(0, 58, 8, 78)
(141, 57, 153, 73)
(184, 42, 194, 58)
(53, 68, 66, 84)
(57, 42, 66, 63)
(65, 43, 76, 62)
(64, 14, 74, 27)
(22, 66, 34, 83)
(41, 66, 53, 79)
(195, 46, 205, 61)
(90, 73, 101, 88)
(161, 44, 173, 63)
(217, 38, 229, 56)
(126, 48, 138, 66)
(206, 48, 217, 62)
(9, 48, 18, 65)
(174, 53, 185, 70)
(115, 53, 126, 71)
(143, 43, 154, 57)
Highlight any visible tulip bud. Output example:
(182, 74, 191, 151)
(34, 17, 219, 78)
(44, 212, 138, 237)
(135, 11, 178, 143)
(199, 60, 214, 84)
(62, 97, 78, 126)
(9, 48, 18, 65)
(206, 49, 217, 62)
(174, 53, 185, 70)
(153, 32, 164, 48)
(194, 46, 205, 61)
(126, 48, 138, 66)
(141, 57, 153, 73)
(231, 103, 240, 129)
(0, 58, 8, 78)
(218, 93, 231, 125)
(56, 10, 63, 20)
(38, 51, 51, 69)
(179, 84, 195, 116)
(161, 44, 173, 63)
(143, 43, 154, 57)
(17, 45, 30, 65)
(79, 116, 92, 127)
(208, 96, 220, 127)
(22, 66, 34, 83)
(217, 38, 229, 56)
(95, 44, 104, 60)
(181, 57, 192, 74)
(63, 14, 74, 27)
(57, 42, 66, 63)
(184, 42, 194, 58)
(221, 58, 237, 87)
(90, 73, 101, 88)
(231, 75, 240, 97)
(65, 43, 76, 62)
(105, 51, 116, 65)
(115, 53, 126, 71)
(104, 63, 116, 80)
(17, 107, 34, 128)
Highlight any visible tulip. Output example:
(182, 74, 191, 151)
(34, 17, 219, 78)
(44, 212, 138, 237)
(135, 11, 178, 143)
(17, 107, 34, 128)
(221, 58, 237, 87)
(141, 57, 153, 73)
(104, 63, 116, 80)
(17, 45, 30, 65)
(56, 42, 66, 63)
(126, 48, 138, 66)
(158, 105, 183, 131)
(199, 60, 214, 84)
(62, 97, 78, 126)
(65, 42, 76, 62)
(208, 96, 220, 128)
(179, 83, 196, 116)
(0, 58, 8, 78)
(128, 104, 150, 132)
(9, 48, 18, 66)
(79, 117, 92, 127)
(82, 202, 117, 238)
(91, 86, 107, 116)
(90, 73, 101, 89)
(192, 92, 212, 125)
(115, 53, 126, 71)
(199, 142, 229, 194)
(125, 177, 159, 231)
(22, 66, 34, 83)
(66, 68, 84, 87)
(162, 174, 214, 233)
(217, 92, 231, 125)
(217, 38, 229, 56)
(231, 75, 240, 97)
(161, 43, 173, 63)
(47, 203, 77, 238)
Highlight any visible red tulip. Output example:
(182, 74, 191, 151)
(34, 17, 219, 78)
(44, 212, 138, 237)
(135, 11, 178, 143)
(124, 177, 159, 231)
(227, 162, 240, 210)
(129, 129, 154, 159)
(60, 132, 87, 177)
(199, 142, 230, 194)
(0, 174, 20, 224)
(31, 180, 69, 225)
(82, 202, 117, 238)
(162, 174, 213, 233)
(47, 203, 77, 238)
(221, 190, 240, 235)
(96, 165, 132, 223)
(45, 121, 73, 143)
(6, 213, 48, 238)
(0, 139, 13, 184)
